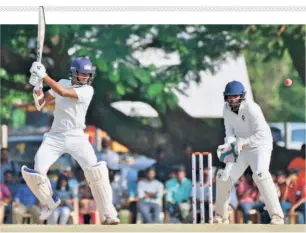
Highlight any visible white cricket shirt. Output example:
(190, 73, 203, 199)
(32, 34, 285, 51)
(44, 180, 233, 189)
(48, 79, 94, 133)
(223, 100, 273, 149)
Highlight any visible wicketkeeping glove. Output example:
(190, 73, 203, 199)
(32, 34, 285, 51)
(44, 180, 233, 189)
(234, 138, 247, 156)
(217, 143, 238, 163)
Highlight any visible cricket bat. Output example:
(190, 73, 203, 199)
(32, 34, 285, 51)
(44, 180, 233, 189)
(34, 6, 46, 90)
(37, 6, 46, 63)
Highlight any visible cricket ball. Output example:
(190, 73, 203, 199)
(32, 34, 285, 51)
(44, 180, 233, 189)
(285, 78, 292, 87)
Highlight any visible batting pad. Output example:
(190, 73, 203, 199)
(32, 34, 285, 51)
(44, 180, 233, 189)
(215, 169, 232, 220)
(21, 165, 60, 209)
(83, 162, 118, 221)
(253, 171, 284, 218)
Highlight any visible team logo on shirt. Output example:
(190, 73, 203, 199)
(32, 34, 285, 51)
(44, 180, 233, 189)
(242, 115, 245, 121)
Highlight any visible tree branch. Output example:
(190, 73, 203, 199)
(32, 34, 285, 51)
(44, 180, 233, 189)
(0, 78, 32, 93)
(0, 47, 33, 75)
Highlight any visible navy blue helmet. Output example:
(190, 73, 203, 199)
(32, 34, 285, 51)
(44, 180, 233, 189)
(223, 81, 246, 111)
(70, 57, 95, 86)
(223, 80, 246, 97)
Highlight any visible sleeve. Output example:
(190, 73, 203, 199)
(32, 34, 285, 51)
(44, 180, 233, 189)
(137, 181, 145, 199)
(156, 182, 164, 199)
(2, 184, 11, 198)
(128, 182, 137, 198)
(223, 105, 236, 144)
(74, 86, 94, 103)
(48, 79, 64, 97)
(244, 102, 270, 147)
(48, 88, 56, 97)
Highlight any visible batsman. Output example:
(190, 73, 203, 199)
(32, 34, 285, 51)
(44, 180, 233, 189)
(21, 58, 120, 225)
(214, 81, 284, 224)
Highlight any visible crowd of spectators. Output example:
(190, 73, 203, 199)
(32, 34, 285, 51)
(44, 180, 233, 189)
(1, 141, 305, 225)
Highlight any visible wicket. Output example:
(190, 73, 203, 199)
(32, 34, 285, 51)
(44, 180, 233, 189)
(191, 152, 213, 224)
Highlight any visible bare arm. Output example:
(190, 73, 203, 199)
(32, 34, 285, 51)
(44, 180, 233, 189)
(282, 176, 293, 201)
(43, 76, 79, 99)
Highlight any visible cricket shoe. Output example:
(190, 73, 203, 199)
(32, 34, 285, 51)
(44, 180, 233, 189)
(102, 216, 120, 225)
(213, 215, 229, 224)
(39, 197, 61, 220)
(270, 215, 284, 225)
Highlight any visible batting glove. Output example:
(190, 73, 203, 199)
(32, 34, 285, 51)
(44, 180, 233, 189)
(234, 138, 247, 156)
(29, 73, 40, 87)
(30, 62, 47, 80)
(217, 143, 238, 163)
(34, 79, 43, 91)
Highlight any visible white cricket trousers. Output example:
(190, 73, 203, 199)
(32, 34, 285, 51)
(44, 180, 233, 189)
(34, 129, 97, 175)
(224, 146, 272, 182)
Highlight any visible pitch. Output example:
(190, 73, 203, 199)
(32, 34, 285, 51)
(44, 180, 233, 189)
(1, 224, 305, 232)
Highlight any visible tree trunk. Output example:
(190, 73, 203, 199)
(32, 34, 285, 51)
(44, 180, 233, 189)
(0, 47, 33, 75)
(282, 29, 306, 85)
(86, 96, 177, 158)
(86, 96, 225, 165)
(160, 107, 224, 154)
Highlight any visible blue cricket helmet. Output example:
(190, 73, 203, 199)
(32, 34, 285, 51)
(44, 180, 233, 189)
(223, 81, 246, 111)
(223, 80, 246, 97)
(70, 57, 95, 85)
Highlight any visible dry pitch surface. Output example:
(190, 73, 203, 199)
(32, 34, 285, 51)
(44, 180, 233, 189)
(1, 224, 305, 232)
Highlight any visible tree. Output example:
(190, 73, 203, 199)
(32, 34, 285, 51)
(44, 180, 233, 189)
(1, 24, 304, 169)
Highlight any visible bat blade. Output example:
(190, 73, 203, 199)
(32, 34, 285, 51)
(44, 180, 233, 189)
(37, 6, 46, 62)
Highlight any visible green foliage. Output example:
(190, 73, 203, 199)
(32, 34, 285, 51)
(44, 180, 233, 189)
(245, 50, 305, 121)
(1, 24, 305, 122)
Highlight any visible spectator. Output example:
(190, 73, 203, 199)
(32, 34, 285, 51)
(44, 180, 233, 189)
(237, 175, 263, 223)
(96, 136, 120, 170)
(78, 180, 97, 224)
(276, 171, 287, 201)
(111, 171, 124, 211)
(287, 144, 306, 171)
(12, 179, 40, 224)
(61, 167, 80, 191)
(281, 169, 306, 224)
(165, 166, 192, 223)
(0, 181, 12, 224)
(128, 170, 145, 224)
(4, 170, 20, 198)
(153, 147, 170, 184)
(3, 170, 19, 223)
(137, 167, 164, 223)
(47, 176, 74, 224)
(0, 148, 20, 181)
(167, 167, 177, 181)
(182, 144, 193, 180)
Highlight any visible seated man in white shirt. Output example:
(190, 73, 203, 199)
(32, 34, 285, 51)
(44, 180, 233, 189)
(137, 167, 164, 223)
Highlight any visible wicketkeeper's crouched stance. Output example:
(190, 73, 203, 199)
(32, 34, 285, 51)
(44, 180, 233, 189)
(21, 58, 120, 225)
(214, 81, 284, 225)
